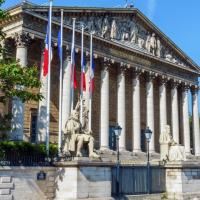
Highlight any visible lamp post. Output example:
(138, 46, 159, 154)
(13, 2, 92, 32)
(113, 124, 122, 197)
(144, 126, 152, 194)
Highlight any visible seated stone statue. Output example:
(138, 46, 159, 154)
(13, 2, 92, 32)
(159, 125, 186, 162)
(62, 100, 100, 159)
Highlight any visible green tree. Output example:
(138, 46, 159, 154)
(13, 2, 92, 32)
(0, 0, 43, 134)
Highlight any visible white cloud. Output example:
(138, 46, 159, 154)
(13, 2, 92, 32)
(147, 0, 156, 20)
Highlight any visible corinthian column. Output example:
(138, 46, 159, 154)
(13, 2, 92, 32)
(171, 81, 179, 143)
(182, 85, 191, 155)
(62, 48, 71, 131)
(191, 86, 200, 156)
(11, 32, 31, 140)
(146, 72, 155, 153)
(159, 77, 167, 135)
(100, 59, 110, 150)
(132, 70, 141, 152)
(117, 66, 126, 151)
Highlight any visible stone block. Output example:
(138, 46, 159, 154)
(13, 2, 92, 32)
(0, 177, 11, 183)
(0, 183, 14, 189)
(48, 176, 55, 181)
(0, 189, 10, 195)
(0, 194, 13, 200)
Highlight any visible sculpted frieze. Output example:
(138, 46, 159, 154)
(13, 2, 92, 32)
(61, 14, 189, 68)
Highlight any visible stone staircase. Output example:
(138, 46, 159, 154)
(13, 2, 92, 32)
(0, 176, 13, 200)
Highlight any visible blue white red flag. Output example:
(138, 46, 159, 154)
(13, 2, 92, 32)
(43, 26, 49, 77)
(81, 53, 86, 91)
(89, 53, 95, 94)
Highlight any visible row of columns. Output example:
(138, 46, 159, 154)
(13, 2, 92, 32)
(12, 33, 200, 156)
(100, 64, 200, 156)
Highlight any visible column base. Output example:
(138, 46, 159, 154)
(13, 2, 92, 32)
(100, 146, 110, 151)
(133, 149, 142, 153)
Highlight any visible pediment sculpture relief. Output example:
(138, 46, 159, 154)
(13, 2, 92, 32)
(59, 14, 188, 68)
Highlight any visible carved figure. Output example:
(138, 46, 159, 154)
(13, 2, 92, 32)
(130, 21, 138, 43)
(110, 19, 118, 39)
(138, 37, 145, 48)
(159, 125, 186, 162)
(121, 26, 129, 41)
(165, 52, 172, 61)
(101, 16, 110, 38)
(62, 101, 100, 158)
(156, 38, 161, 57)
(149, 33, 156, 55)
(145, 32, 151, 51)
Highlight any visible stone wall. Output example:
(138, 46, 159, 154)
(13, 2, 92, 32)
(0, 167, 56, 200)
(165, 162, 200, 199)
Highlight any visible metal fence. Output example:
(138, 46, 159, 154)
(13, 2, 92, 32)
(112, 165, 166, 196)
(0, 151, 73, 166)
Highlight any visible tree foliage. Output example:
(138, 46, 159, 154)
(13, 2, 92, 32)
(0, 0, 43, 133)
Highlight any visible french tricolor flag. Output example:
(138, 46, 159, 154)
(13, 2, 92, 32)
(43, 12, 52, 77)
(89, 52, 95, 94)
(81, 54, 86, 92)
(43, 28, 49, 77)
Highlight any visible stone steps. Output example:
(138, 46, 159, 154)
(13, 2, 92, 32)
(0, 176, 13, 200)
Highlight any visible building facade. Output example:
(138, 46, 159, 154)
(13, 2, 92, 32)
(1, 2, 200, 156)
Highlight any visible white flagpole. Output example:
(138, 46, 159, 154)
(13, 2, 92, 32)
(88, 33, 93, 132)
(80, 25, 84, 124)
(70, 18, 76, 112)
(58, 9, 63, 153)
(46, 0, 53, 156)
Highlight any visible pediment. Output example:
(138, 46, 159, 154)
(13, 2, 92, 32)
(9, 3, 200, 73)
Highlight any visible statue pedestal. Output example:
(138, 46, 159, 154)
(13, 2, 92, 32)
(160, 143, 169, 161)
(54, 159, 113, 200)
(165, 161, 200, 199)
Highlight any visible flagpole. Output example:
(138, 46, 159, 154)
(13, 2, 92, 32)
(58, 9, 63, 153)
(89, 33, 93, 132)
(70, 18, 76, 112)
(80, 25, 84, 124)
(46, 0, 53, 157)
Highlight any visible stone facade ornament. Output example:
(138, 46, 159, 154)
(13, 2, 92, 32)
(159, 125, 186, 162)
(101, 16, 110, 39)
(62, 100, 100, 158)
(13, 32, 32, 48)
(110, 19, 117, 39)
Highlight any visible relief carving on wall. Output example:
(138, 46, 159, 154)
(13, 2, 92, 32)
(61, 15, 188, 68)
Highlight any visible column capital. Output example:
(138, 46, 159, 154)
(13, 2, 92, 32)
(132, 68, 141, 78)
(170, 79, 180, 89)
(191, 85, 199, 95)
(102, 57, 113, 71)
(145, 71, 156, 82)
(119, 62, 128, 73)
(158, 75, 168, 85)
(13, 32, 32, 48)
(181, 83, 190, 92)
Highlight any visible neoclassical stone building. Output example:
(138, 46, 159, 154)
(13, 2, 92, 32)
(1, 2, 200, 156)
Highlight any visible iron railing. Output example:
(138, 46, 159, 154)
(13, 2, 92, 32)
(0, 151, 73, 166)
(112, 165, 166, 196)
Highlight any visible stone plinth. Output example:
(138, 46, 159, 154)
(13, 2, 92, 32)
(54, 159, 113, 200)
(165, 161, 200, 199)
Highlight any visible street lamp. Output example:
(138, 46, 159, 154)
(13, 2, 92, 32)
(113, 124, 122, 197)
(144, 126, 152, 194)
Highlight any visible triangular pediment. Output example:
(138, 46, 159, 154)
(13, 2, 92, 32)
(7, 2, 200, 73)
